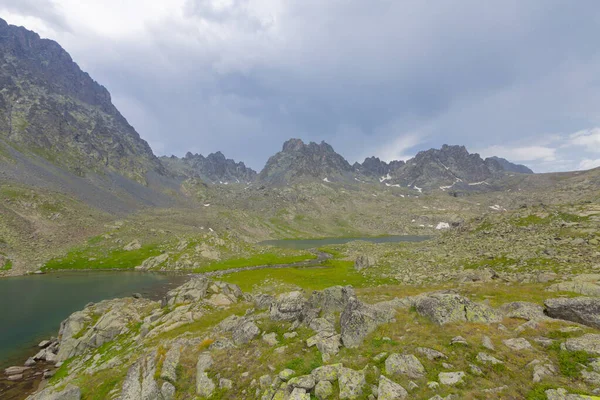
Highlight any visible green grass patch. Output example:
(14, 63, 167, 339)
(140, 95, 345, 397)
(463, 255, 518, 270)
(515, 215, 549, 226)
(194, 252, 317, 273)
(1, 259, 12, 271)
(548, 341, 591, 377)
(221, 259, 393, 292)
(43, 244, 162, 271)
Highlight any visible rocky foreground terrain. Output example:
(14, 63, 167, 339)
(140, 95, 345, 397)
(7, 271, 600, 400)
(1, 16, 600, 400)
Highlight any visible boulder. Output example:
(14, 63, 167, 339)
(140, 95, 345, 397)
(354, 255, 376, 271)
(287, 375, 316, 390)
(160, 345, 181, 382)
(340, 297, 396, 348)
(137, 253, 169, 270)
(163, 277, 244, 307)
(503, 338, 532, 351)
(311, 364, 342, 382)
(378, 375, 408, 399)
(476, 352, 503, 365)
(232, 319, 261, 345)
(254, 294, 275, 310)
(270, 291, 307, 321)
(499, 302, 548, 321)
(123, 239, 141, 251)
(307, 286, 356, 316)
(547, 281, 600, 297)
(545, 388, 594, 399)
(564, 334, 600, 355)
(161, 382, 176, 400)
(289, 388, 310, 400)
(438, 372, 465, 386)
(385, 354, 425, 379)
(413, 293, 501, 325)
(338, 367, 366, 399)
(544, 297, 600, 329)
(416, 347, 447, 360)
(314, 380, 334, 399)
(196, 353, 215, 398)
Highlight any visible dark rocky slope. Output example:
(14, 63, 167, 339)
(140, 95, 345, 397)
(161, 151, 257, 184)
(0, 18, 164, 185)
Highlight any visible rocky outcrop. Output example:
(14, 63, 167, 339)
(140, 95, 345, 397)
(26, 385, 81, 400)
(544, 297, 600, 329)
(57, 298, 156, 362)
(354, 255, 376, 271)
(270, 291, 307, 321)
(340, 297, 396, 348)
(118, 352, 164, 400)
(162, 277, 245, 307)
(196, 353, 215, 398)
(412, 292, 502, 325)
(500, 302, 548, 321)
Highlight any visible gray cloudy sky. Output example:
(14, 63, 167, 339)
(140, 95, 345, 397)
(2, 0, 600, 172)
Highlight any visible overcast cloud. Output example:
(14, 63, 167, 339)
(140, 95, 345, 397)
(1, 0, 600, 172)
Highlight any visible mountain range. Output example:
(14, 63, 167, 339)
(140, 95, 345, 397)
(0, 17, 552, 206)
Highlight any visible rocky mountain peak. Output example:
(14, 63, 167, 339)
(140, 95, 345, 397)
(258, 139, 353, 184)
(0, 18, 164, 184)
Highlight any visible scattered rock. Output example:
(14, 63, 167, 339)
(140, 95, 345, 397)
(279, 369, 295, 381)
(476, 352, 503, 365)
(503, 338, 532, 351)
(160, 345, 181, 382)
(481, 336, 494, 351)
(500, 302, 548, 321)
(262, 332, 279, 346)
(123, 239, 141, 251)
(385, 354, 425, 379)
(416, 347, 447, 360)
(564, 334, 600, 355)
(450, 336, 468, 346)
(438, 371, 465, 386)
(378, 375, 408, 399)
(196, 353, 215, 398)
(338, 367, 366, 399)
(354, 255, 376, 271)
(311, 364, 342, 382)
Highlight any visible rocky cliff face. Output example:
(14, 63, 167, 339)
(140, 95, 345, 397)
(258, 139, 353, 184)
(161, 151, 257, 184)
(0, 18, 164, 184)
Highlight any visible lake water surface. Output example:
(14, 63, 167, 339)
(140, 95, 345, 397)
(259, 235, 430, 250)
(0, 271, 187, 368)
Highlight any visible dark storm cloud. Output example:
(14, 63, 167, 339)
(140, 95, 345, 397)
(0, 0, 70, 31)
(3, 0, 600, 171)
